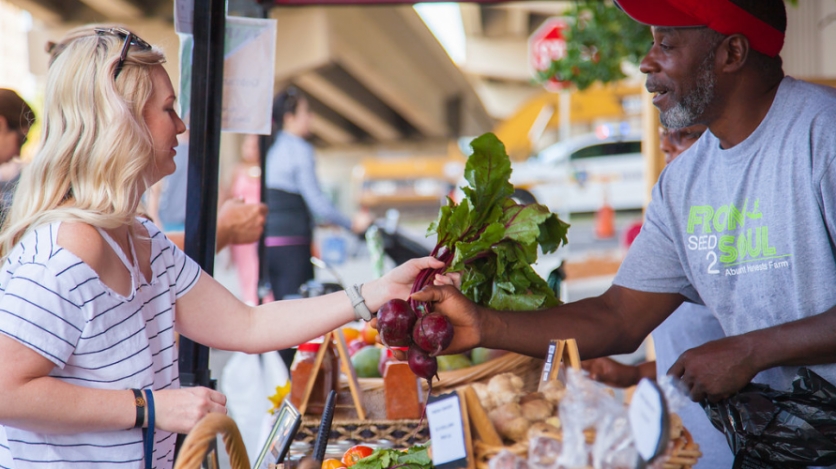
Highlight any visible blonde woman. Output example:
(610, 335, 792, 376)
(0, 25, 442, 469)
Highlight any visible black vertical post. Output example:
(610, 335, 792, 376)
(176, 0, 225, 453)
(257, 1, 273, 306)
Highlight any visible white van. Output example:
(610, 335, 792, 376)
(510, 132, 645, 214)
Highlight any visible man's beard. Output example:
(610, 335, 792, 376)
(661, 50, 717, 129)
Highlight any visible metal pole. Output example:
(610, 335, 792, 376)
(257, 1, 273, 306)
(176, 0, 225, 453)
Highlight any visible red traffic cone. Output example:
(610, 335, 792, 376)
(595, 196, 616, 239)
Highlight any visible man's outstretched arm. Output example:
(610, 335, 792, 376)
(410, 284, 684, 361)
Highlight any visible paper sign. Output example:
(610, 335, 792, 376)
(628, 378, 670, 463)
(174, 0, 228, 34)
(174, 0, 194, 34)
(427, 392, 468, 469)
(178, 16, 277, 135)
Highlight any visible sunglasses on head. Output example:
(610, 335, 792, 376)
(94, 27, 152, 79)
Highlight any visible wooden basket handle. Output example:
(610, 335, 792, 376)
(173, 413, 251, 469)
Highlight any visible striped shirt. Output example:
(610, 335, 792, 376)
(0, 218, 201, 469)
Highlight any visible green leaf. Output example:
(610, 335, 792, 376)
(351, 446, 432, 469)
(502, 203, 551, 248)
(397, 448, 432, 466)
(464, 134, 514, 219)
(538, 213, 570, 254)
(352, 450, 386, 469)
(429, 198, 472, 249)
(451, 222, 505, 268)
(488, 279, 549, 311)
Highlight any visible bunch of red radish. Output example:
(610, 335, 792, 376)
(377, 298, 453, 394)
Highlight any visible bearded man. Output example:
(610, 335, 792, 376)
(409, 0, 836, 459)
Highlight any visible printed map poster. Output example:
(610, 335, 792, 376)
(178, 16, 277, 135)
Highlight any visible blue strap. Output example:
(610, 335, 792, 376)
(142, 389, 155, 469)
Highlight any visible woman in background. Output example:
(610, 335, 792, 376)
(265, 87, 370, 368)
(229, 134, 264, 305)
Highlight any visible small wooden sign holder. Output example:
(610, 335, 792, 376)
(539, 338, 581, 391)
(297, 330, 366, 420)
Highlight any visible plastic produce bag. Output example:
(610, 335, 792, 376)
(221, 351, 289, 463)
(702, 367, 836, 468)
(489, 449, 529, 469)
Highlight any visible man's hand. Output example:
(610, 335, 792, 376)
(668, 334, 759, 402)
(216, 198, 267, 251)
(409, 285, 485, 355)
(583, 357, 645, 388)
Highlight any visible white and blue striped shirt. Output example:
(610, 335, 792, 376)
(0, 218, 201, 469)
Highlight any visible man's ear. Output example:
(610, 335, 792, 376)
(0, 116, 8, 132)
(718, 34, 749, 74)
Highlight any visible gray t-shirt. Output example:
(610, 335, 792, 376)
(616, 76, 836, 391)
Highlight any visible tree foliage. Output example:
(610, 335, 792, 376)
(537, 0, 651, 91)
(537, 0, 804, 91)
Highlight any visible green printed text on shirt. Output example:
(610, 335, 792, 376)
(685, 199, 790, 275)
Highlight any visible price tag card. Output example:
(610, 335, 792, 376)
(539, 340, 559, 387)
(628, 378, 670, 464)
(427, 392, 469, 469)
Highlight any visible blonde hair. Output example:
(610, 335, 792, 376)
(0, 25, 166, 258)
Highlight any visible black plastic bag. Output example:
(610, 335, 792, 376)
(702, 367, 836, 469)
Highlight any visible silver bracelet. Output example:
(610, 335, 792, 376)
(346, 283, 373, 321)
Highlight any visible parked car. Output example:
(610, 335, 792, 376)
(509, 131, 645, 214)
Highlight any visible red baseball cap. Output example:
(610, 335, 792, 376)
(614, 0, 785, 57)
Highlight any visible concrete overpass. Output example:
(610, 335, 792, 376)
(6, 0, 494, 150)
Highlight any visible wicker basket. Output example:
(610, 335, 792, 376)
(356, 353, 544, 395)
(294, 417, 428, 449)
(292, 353, 543, 450)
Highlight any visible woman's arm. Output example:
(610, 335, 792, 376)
(0, 334, 136, 433)
(174, 256, 444, 354)
(0, 334, 226, 435)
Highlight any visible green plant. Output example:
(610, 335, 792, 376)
(537, 0, 651, 91)
(413, 133, 569, 312)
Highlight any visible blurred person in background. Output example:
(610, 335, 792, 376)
(0, 89, 35, 214)
(583, 123, 732, 468)
(146, 131, 190, 232)
(229, 134, 264, 305)
(146, 130, 268, 253)
(0, 25, 443, 469)
(265, 86, 371, 368)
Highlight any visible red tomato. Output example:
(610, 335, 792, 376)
(342, 445, 374, 467)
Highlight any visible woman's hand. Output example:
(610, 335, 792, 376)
(153, 387, 227, 434)
(367, 256, 445, 309)
(433, 272, 462, 289)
